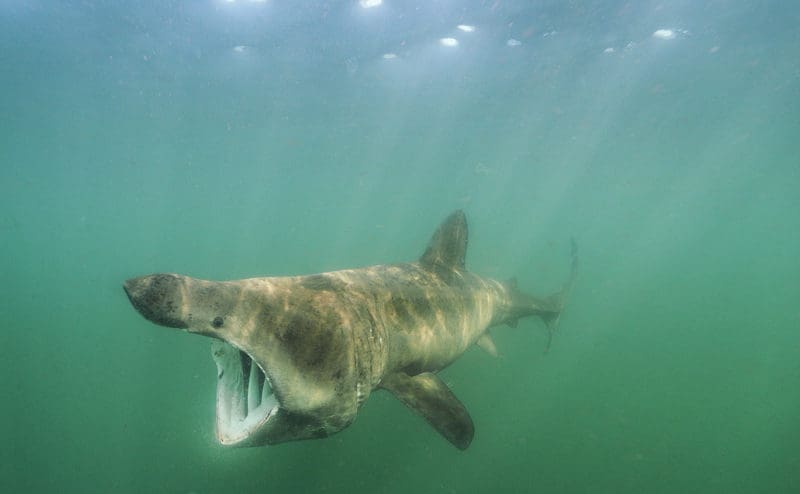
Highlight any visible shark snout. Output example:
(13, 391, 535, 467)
(123, 274, 188, 329)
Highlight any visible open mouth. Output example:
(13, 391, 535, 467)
(211, 340, 279, 446)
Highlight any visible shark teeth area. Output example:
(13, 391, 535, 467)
(211, 340, 278, 445)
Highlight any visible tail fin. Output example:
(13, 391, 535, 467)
(502, 239, 578, 351)
(540, 238, 578, 352)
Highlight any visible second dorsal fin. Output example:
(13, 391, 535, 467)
(420, 210, 468, 271)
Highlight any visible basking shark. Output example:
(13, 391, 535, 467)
(123, 210, 577, 450)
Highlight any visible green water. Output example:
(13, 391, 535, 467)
(2, 1, 798, 492)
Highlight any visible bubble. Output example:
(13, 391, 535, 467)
(652, 29, 676, 40)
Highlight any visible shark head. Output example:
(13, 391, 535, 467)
(123, 274, 359, 447)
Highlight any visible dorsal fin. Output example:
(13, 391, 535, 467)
(505, 277, 518, 290)
(420, 210, 468, 270)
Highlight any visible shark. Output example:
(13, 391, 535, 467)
(123, 210, 577, 450)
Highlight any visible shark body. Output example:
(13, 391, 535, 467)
(123, 210, 576, 449)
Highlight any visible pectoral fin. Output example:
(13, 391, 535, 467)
(381, 372, 474, 450)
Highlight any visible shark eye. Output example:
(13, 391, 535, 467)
(212, 316, 224, 328)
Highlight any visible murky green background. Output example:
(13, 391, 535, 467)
(2, 1, 798, 492)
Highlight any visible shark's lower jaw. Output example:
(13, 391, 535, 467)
(211, 340, 278, 446)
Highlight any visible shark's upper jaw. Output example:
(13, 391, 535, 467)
(211, 340, 279, 446)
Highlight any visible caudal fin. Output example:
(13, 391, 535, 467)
(540, 238, 578, 352)
(503, 239, 578, 351)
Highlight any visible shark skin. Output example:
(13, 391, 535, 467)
(123, 210, 577, 450)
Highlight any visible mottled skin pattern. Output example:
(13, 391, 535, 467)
(123, 210, 575, 449)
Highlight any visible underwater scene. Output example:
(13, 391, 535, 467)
(1, 1, 798, 492)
